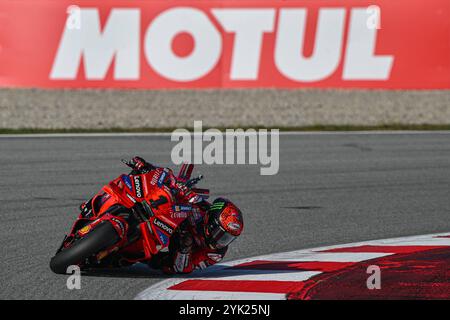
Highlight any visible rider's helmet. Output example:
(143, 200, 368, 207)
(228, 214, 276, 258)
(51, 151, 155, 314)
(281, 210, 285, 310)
(204, 198, 244, 249)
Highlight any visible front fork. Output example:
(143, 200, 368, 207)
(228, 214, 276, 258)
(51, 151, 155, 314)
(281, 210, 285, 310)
(57, 211, 132, 264)
(90, 214, 131, 262)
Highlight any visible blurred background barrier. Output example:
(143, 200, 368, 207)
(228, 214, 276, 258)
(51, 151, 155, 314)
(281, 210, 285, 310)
(0, 1, 449, 129)
(1, 88, 449, 129)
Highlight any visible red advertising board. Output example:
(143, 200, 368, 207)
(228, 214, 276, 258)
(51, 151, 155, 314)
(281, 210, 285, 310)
(0, 0, 448, 89)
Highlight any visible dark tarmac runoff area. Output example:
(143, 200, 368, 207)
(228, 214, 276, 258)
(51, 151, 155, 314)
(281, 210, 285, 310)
(0, 132, 449, 299)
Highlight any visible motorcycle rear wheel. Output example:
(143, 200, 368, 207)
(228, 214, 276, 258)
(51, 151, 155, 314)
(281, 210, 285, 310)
(49, 222, 120, 274)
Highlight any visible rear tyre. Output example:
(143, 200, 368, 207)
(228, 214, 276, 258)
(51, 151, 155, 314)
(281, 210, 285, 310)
(49, 222, 120, 274)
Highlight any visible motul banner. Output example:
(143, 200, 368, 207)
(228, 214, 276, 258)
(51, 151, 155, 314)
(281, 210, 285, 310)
(0, 0, 449, 89)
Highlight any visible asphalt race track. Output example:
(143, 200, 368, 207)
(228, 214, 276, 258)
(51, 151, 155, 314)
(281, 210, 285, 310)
(1, 132, 449, 299)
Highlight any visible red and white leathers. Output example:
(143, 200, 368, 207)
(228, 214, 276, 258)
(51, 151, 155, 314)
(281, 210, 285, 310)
(160, 208, 228, 274)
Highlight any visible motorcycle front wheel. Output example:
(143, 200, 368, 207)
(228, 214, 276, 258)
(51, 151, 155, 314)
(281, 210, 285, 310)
(49, 222, 120, 274)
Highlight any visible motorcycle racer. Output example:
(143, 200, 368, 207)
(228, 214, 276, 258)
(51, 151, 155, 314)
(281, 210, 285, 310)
(156, 198, 244, 274)
(77, 156, 244, 274)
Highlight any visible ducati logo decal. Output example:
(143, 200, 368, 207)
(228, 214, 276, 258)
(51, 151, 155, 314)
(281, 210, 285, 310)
(78, 225, 91, 235)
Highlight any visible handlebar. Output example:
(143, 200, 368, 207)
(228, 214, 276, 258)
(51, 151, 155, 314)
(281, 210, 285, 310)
(121, 159, 134, 169)
(185, 175, 203, 188)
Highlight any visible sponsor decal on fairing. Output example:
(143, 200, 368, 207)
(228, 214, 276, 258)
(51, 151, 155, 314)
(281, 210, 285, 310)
(121, 175, 133, 190)
(133, 175, 143, 198)
(153, 217, 174, 235)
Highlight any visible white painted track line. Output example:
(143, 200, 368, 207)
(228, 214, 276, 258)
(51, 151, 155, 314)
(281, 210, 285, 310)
(184, 270, 321, 282)
(136, 289, 287, 300)
(1, 130, 449, 138)
(249, 252, 390, 262)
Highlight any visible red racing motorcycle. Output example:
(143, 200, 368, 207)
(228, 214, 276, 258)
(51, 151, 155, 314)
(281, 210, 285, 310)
(49, 160, 208, 274)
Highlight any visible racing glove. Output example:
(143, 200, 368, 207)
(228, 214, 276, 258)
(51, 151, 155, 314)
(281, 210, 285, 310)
(129, 156, 155, 173)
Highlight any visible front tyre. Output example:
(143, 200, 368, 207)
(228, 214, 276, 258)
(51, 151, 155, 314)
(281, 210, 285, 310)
(49, 222, 120, 274)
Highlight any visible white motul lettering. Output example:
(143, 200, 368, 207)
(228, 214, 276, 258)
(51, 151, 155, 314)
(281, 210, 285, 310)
(275, 8, 346, 82)
(343, 9, 393, 80)
(51, 6, 394, 84)
(212, 9, 275, 80)
(145, 8, 222, 82)
(50, 9, 140, 80)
